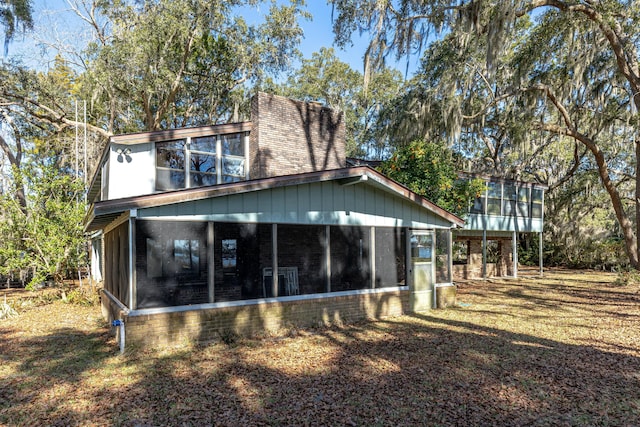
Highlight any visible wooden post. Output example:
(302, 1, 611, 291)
(272, 224, 278, 297)
(208, 222, 215, 303)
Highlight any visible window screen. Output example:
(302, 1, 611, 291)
(375, 228, 406, 288)
(135, 220, 208, 309)
(278, 224, 326, 295)
(330, 226, 371, 292)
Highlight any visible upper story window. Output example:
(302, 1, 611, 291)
(156, 140, 186, 191)
(190, 136, 217, 187)
(468, 180, 544, 219)
(486, 182, 502, 215)
(221, 134, 245, 183)
(155, 133, 246, 191)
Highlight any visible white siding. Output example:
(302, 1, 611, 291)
(107, 143, 156, 199)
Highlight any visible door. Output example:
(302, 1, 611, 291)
(410, 231, 435, 312)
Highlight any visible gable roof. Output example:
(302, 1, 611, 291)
(84, 166, 464, 232)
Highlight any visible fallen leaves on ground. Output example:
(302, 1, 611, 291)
(1, 268, 639, 426)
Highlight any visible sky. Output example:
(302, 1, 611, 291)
(6, 0, 420, 76)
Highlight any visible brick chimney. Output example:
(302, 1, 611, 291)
(249, 92, 346, 179)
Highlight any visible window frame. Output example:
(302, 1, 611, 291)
(154, 132, 247, 192)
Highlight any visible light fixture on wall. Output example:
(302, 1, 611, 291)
(115, 147, 132, 163)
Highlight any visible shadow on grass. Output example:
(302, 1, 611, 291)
(0, 327, 112, 426)
(2, 273, 640, 426)
(89, 315, 640, 426)
(459, 278, 640, 322)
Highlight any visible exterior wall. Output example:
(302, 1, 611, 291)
(250, 92, 346, 179)
(120, 289, 409, 348)
(465, 213, 544, 233)
(138, 180, 454, 229)
(107, 142, 156, 200)
(452, 238, 515, 279)
(453, 262, 500, 279)
(499, 239, 514, 276)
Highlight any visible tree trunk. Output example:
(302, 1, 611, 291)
(635, 135, 640, 269)
(592, 140, 638, 269)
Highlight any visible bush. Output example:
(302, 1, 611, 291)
(613, 269, 640, 287)
(61, 287, 100, 306)
(0, 300, 18, 320)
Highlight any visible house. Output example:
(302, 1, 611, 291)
(453, 173, 547, 279)
(85, 93, 464, 348)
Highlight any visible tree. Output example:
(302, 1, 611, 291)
(1, 0, 33, 53)
(0, 58, 106, 211)
(73, 0, 310, 133)
(330, 0, 640, 269)
(378, 139, 484, 217)
(0, 159, 86, 288)
(272, 47, 404, 158)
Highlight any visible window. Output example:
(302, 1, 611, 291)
(435, 230, 452, 283)
(155, 133, 246, 191)
(517, 186, 530, 217)
(486, 182, 502, 215)
(221, 239, 237, 268)
(190, 136, 217, 187)
(532, 188, 544, 218)
(136, 221, 208, 309)
(214, 223, 273, 301)
(100, 158, 109, 201)
(278, 224, 327, 295)
(174, 239, 200, 275)
(156, 140, 186, 190)
(374, 228, 406, 287)
(503, 183, 517, 216)
(221, 134, 245, 183)
(330, 226, 371, 292)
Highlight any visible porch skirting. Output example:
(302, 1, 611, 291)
(102, 289, 410, 348)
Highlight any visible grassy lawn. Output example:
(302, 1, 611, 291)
(1, 269, 639, 426)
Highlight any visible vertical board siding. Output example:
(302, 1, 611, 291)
(271, 187, 285, 222)
(227, 193, 243, 215)
(284, 186, 298, 222)
(298, 184, 311, 220)
(321, 181, 333, 214)
(243, 191, 258, 214)
(138, 180, 454, 229)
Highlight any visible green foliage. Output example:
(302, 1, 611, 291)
(378, 139, 484, 217)
(272, 47, 404, 158)
(0, 161, 86, 288)
(1, 0, 33, 51)
(82, 0, 310, 132)
(331, 0, 640, 269)
(60, 287, 100, 306)
(613, 269, 640, 287)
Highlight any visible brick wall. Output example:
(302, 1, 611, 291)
(453, 262, 500, 279)
(453, 238, 515, 279)
(113, 290, 409, 348)
(249, 92, 346, 179)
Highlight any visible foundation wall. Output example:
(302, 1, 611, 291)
(104, 289, 410, 348)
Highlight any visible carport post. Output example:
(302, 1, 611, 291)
(539, 231, 544, 276)
(512, 230, 518, 278)
(482, 229, 487, 280)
